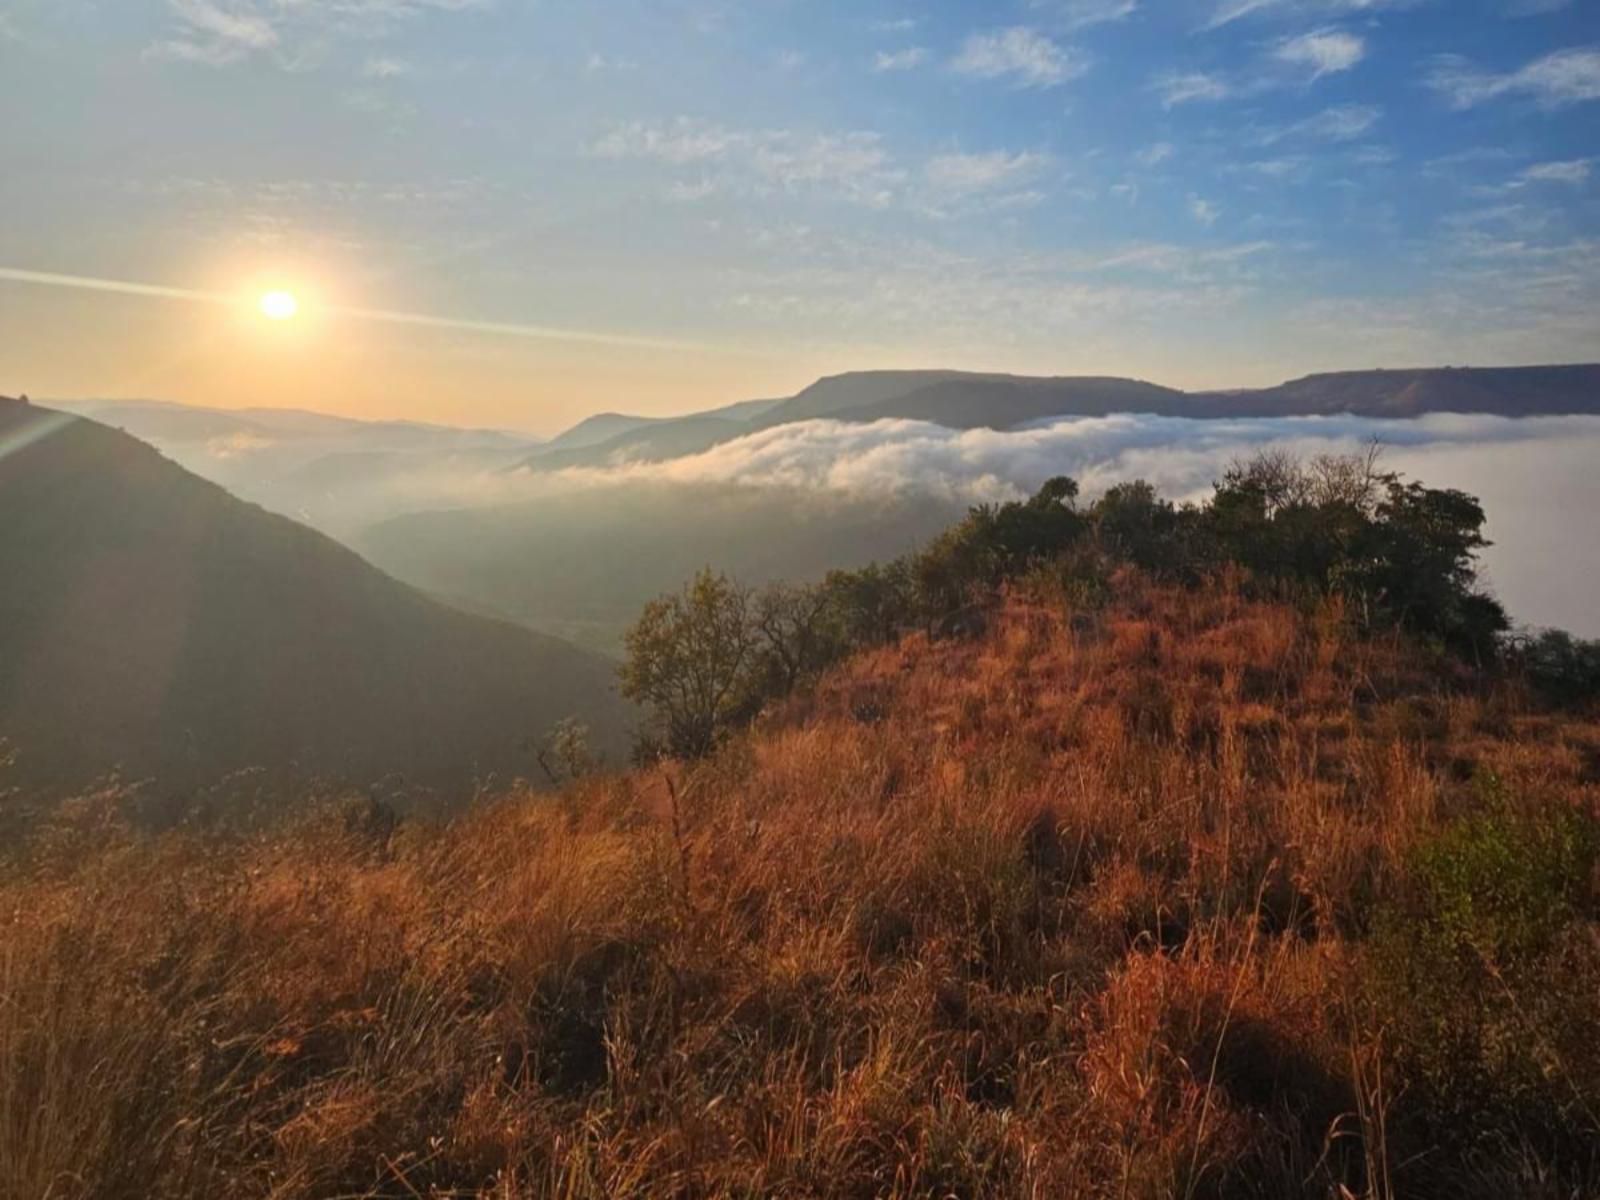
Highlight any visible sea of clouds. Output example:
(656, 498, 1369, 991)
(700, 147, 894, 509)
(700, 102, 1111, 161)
(539, 412, 1600, 637)
(163, 410, 1600, 638)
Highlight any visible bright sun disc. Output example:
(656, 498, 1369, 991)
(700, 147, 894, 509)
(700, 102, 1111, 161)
(258, 290, 299, 321)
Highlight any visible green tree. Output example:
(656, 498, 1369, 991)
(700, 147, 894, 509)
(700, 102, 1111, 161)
(620, 569, 757, 759)
(817, 560, 918, 649)
(752, 582, 839, 695)
(915, 477, 1086, 615)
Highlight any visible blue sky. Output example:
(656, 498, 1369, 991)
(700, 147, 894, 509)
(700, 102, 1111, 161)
(1, 0, 1596, 428)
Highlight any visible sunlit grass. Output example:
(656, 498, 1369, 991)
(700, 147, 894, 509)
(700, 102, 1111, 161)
(2, 580, 1597, 1197)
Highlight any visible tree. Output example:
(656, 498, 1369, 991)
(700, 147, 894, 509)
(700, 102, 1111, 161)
(532, 717, 596, 785)
(752, 582, 838, 696)
(915, 477, 1087, 615)
(818, 560, 918, 649)
(620, 569, 757, 759)
(1089, 480, 1187, 572)
(1360, 481, 1507, 657)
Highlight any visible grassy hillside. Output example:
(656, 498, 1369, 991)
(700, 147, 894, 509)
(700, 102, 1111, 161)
(0, 399, 630, 790)
(4, 579, 1597, 1197)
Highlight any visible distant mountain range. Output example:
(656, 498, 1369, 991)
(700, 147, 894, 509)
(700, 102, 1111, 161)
(0, 397, 630, 791)
(515, 363, 1600, 473)
(761, 364, 1600, 426)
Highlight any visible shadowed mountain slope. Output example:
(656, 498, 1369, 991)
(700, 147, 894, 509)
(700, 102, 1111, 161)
(0, 398, 630, 789)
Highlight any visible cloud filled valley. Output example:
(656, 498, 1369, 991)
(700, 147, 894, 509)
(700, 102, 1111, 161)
(118, 400, 1600, 643)
(522, 411, 1600, 639)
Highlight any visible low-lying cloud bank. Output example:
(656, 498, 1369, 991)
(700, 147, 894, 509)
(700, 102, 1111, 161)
(156, 409, 1600, 639)
(541, 413, 1600, 636)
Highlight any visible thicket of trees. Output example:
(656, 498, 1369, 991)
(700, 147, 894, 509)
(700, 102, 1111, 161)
(621, 449, 1584, 759)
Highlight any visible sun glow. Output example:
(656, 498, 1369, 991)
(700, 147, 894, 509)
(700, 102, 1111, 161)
(258, 290, 299, 321)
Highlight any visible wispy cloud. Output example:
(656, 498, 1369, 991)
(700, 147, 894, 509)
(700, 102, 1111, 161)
(924, 151, 1051, 199)
(154, 0, 278, 64)
(873, 47, 928, 72)
(593, 119, 743, 165)
(1427, 46, 1600, 110)
(592, 119, 902, 207)
(1135, 142, 1174, 167)
(1272, 28, 1364, 80)
(363, 55, 411, 78)
(1153, 70, 1231, 107)
(151, 0, 489, 67)
(1519, 158, 1593, 184)
(951, 28, 1087, 88)
(1189, 195, 1222, 225)
(1256, 103, 1381, 144)
(1157, 23, 1361, 105)
(1204, 0, 1423, 31)
(1241, 156, 1310, 179)
(1500, 0, 1572, 13)
(1038, 0, 1139, 31)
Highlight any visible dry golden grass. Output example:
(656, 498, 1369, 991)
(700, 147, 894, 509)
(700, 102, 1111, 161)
(3, 578, 1598, 1198)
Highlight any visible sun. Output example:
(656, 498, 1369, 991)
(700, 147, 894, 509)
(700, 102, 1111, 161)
(258, 290, 299, 321)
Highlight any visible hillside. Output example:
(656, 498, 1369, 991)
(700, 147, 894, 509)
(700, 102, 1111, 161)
(0, 398, 630, 790)
(4, 582, 1597, 1196)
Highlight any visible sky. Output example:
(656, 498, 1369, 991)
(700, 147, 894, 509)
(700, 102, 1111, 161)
(1, 0, 1597, 432)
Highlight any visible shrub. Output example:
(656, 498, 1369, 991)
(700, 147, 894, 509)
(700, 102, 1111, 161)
(1509, 629, 1600, 708)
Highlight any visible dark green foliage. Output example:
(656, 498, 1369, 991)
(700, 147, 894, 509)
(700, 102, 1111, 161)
(620, 569, 758, 760)
(1359, 482, 1507, 658)
(1087, 481, 1194, 574)
(916, 476, 1087, 614)
(816, 559, 918, 649)
(1509, 630, 1600, 708)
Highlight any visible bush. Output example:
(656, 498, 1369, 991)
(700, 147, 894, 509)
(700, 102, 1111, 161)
(1509, 629, 1600, 708)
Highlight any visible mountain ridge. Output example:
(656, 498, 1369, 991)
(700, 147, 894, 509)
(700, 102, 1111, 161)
(528, 362, 1600, 461)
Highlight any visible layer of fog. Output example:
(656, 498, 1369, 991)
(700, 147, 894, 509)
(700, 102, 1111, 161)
(155, 411, 1600, 638)
(543, 412, 1600, 638)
